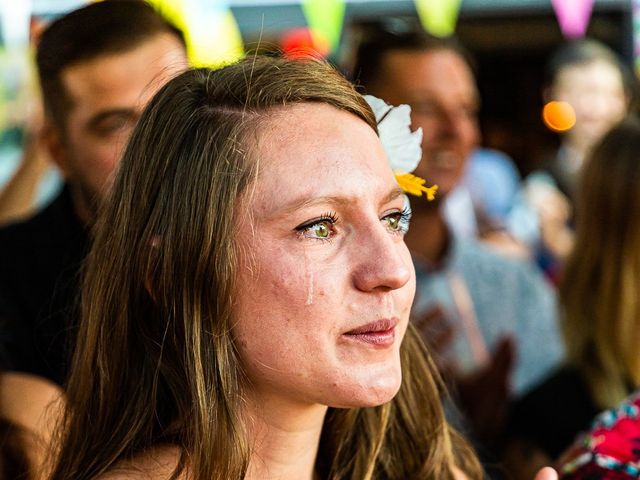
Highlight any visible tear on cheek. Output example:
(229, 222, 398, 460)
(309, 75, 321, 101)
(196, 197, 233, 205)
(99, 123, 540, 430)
(305, 269, 314, 306)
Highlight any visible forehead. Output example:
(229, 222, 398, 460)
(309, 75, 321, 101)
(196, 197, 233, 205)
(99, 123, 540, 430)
(247, 103, 396, 213)
(61, 33, 187, 119)
(379, 49, 478, 103)
(555, 59, 624, 90)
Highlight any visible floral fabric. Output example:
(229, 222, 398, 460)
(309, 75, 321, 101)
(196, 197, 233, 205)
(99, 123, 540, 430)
(559, 391, 640, 479)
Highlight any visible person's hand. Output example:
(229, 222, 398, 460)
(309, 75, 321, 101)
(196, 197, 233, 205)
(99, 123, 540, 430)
(534, 467, 558, 480)
(0, 115, 52, 225)
(456, 336, 516, 445)
(412, 305, 461, 374)
(480, 228, 532, 259)
(525, 181, 573, 259)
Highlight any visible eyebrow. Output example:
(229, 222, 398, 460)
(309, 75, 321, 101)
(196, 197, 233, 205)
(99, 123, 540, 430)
(86, 108, 139, 131)
(278, 186, 405, 216)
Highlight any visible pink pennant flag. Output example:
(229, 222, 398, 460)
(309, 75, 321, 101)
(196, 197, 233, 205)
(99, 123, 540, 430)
(551, 0, 595, 39)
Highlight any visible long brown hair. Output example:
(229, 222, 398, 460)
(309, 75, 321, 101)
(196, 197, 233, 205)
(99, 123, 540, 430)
(50, 56, 481, 479)
(561, 115, 640, 408)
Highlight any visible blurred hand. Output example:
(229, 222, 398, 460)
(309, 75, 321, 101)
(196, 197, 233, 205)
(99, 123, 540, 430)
(525, 181, 574, 259)
(414, 305, 453, 346)
(480, 229, 532, 260)
(412, 305, 456, 371)
(526, 181, 571, 223)
(456, 336, 516, 445)
(534, 467, 558, 480)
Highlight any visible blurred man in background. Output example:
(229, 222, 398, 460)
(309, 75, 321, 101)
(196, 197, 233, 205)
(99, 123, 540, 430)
(350, 23, 563, 453)
(0, 0, 188, 386)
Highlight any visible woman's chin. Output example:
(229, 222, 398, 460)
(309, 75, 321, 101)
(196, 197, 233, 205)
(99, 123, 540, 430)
(330, 365, 403, 408)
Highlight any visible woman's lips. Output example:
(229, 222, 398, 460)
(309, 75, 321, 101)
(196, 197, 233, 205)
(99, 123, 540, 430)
(343, 318, 398, 347)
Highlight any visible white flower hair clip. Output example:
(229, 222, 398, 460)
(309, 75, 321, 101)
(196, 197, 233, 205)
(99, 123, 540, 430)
(364, 95, 437, 200)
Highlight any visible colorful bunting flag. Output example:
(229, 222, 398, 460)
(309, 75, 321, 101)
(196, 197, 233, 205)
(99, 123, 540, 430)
(414, 0, 462, 37)
(551, 0, 595, 39)
(0, 0, 32, 48)
(281, 27, 330, 59)
(301, 0, 346, 54)
(146, 0, 244, 67)
(633, 0, 640, 75)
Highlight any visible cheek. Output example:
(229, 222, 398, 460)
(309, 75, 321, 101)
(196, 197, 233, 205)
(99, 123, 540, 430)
(68, 134, 120, 175)
(241, 250, 318, 311)
(81, 152, 120, 196)
(463, 119, 480, 146)
(231, 253, 343, 388)
(413, 115, 437, 143)
(232, 242, 339, 343)
(397, 249, 416, 317)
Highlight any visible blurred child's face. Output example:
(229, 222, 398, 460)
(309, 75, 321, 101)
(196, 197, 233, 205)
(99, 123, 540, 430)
(552, 59, 627, 150)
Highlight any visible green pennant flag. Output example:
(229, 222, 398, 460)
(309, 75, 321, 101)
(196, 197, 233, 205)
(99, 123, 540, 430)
(415, 0, 462, 37)
(301, 0, 346, 53)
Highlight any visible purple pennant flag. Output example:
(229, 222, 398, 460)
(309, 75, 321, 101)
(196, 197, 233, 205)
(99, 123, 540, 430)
(551, 0, 595, 39)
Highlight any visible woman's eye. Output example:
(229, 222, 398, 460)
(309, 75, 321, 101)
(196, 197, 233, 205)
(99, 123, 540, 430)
(387, 215, 401, 231)
(310, 221, 331, 239)
(295, 212, 338, 242)
(383, 208, 411, 234)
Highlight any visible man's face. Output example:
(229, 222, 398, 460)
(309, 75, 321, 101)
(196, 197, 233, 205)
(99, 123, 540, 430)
(372, 49, 480, 196)
(51, 32, 188, 218)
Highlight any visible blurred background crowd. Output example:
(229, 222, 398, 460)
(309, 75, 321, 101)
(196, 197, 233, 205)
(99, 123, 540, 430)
(2, 0, 640, 479)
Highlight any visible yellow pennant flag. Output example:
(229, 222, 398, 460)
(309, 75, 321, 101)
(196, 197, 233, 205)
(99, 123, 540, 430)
(144, 0, 187, 32)
(187, 8, 244, 67)
(414, 0, 462, 37)
(301, 0, 346, 54)
(146, 0, 244, 68)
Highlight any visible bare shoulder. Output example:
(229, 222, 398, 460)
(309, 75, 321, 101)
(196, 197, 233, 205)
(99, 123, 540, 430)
(96, 445, 183, 480)
(0, 372, 65, 478)
(0, 371, 64, 439)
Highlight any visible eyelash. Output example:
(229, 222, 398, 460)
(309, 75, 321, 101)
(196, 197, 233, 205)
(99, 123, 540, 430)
(295, 212, 339, 243)
(384, 206, 412, 235)
(294, 206, 412, 243)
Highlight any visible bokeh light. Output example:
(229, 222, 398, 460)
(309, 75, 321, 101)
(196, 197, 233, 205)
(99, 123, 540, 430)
(280, 27, 330, 60)
(542, 100, 576, 132)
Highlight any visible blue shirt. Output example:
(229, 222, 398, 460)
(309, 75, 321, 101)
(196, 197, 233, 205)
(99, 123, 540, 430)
(412, 236, 564, 396)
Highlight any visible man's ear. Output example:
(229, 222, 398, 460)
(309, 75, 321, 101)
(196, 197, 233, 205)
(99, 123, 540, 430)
(41, 123, 70, 179)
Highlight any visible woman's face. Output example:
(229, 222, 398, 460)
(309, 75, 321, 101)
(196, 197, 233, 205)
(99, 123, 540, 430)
(233, 102, 415, 409)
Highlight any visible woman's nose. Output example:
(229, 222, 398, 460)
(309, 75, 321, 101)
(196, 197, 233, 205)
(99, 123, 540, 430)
(351, 223, 412, 293)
